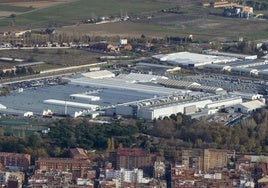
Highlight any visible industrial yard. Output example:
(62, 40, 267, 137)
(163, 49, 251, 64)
(0, 50, 267, 125)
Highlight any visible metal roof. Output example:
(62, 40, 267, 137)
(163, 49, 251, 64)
(82, 70, 115, 79)
(152, 51, 237, 67)
(43, 99, 99, 110)
(69, 77, 188, 95)
(116, 73, 168, 83)
(236, 100, 266, 110)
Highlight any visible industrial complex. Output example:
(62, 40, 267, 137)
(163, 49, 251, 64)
(0, 51, 266, 122)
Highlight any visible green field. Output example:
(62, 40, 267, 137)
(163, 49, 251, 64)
(2, 0, 178, 26)
(0, 5, 34, 12)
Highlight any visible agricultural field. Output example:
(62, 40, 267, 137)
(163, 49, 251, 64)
(57, 12, 268, 41)
(0, 0, 268, 41)
(0, 0, 181, 26)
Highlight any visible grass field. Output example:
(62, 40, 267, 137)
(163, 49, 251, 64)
(0, 0, 178, 26)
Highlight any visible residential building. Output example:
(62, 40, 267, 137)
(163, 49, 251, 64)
(182, 149, 232, 171)
(35, 158, 90, 172)
(0, 152, 31, 171)
(35, 148, 91, 179)
(115, 148, 151, 170)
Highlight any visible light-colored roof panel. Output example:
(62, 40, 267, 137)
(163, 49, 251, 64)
(152, 51, 237, 66)
(239, 100, 266, 110)
(43, 99, 99, 110)
(117, 73, 167, 83)
(82, 70, 115, 79)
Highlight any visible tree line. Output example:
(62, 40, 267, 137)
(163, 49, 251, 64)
(0, 108, 267, 163)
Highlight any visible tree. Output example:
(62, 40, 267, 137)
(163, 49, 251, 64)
(28, 67, 35, 74)
(195, 138, 202, 148)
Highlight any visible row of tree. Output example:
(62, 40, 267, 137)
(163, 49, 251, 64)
(243, 0, 268, 11)
(0, 66, 35, 78)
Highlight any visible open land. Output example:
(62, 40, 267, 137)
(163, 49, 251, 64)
(0, 49, 101, 71)
(0, 0, 267, 41)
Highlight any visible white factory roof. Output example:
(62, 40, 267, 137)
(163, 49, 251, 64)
(152, 51, 237, 67)
(204, 64, 231, 71)
(0, 103, 6, 109)
(143, 98, 212, 110)
(70, 94, 100, 101)
(82, 70, 115, 79)
(116, 73, 168, 83)
(69, 77, 189, 95)
(236, 100, 266, 111)
(43, 99, 99, 110)
(0, 57, 24, 62)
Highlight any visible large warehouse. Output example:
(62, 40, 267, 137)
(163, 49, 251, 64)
(110, 94, 243, 120)
(152, 51, 237, 67)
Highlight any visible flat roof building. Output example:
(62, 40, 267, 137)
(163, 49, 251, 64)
(152, 51, 237, 67)
(82, 70, 115, 79)
(116, 73, 168, 83)
(234, 100, 266, 113)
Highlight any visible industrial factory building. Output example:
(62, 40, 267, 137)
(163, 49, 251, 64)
(233, 100, 266, 113)
(116, 72, 168, 83)
(81, 70, 115, 79)
(108, 94, 244, 120)
(152, 51, 237, 67)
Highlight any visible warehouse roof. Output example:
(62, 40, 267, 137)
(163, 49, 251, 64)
(69, 77, 189, 95)
(152, 51, 237, 67)
(204, 64, 231, 71)
(82, 70, 115, 79)
(116, 73, 168, 83)
(43, 99, 99, 110)
(236, 100, 266, 111)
